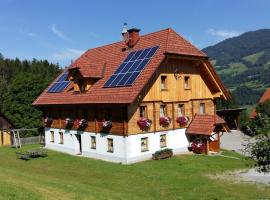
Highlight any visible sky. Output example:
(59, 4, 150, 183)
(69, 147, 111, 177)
(0, 0, 269, 67)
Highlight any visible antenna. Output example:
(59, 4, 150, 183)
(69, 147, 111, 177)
(122, 22, 128, 35)
(122, 23, 129, 43)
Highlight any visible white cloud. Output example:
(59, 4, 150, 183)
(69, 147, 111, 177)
(52, 48, 84, 62)
(208, 29, 241, 39)
(51, 24, 70, 41)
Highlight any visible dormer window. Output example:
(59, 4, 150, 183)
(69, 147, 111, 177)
(77, 79, 85, 92)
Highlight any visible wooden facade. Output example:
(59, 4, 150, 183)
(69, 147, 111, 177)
(0, 113, 14, 146)
(43, 57, 222, 139)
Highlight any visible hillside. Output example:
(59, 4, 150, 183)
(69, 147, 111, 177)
(203, 29, 270, 105)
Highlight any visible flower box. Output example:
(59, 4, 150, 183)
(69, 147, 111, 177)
(176, 116, 189, 126)
(44, 117, 53, 126)
(159, 116, 171, 126)
(152, 148, 173, 160)
(65, 118, 74, 125)
(137, 118, 152, 130)
(191, 142, 206, 154)
(75, 119, 88, 129)
(102, 120, 112, 128)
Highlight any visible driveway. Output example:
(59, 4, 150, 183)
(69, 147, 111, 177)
(220, 130, 270, 185)
(220, 130, 252, 155)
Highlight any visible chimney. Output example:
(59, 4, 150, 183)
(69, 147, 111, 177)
(127, 28, 140, 47)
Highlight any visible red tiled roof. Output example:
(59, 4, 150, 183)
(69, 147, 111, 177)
(33, 28, 208, 105)
(250, 87, 270, 118)
(186, 114, 226, 136)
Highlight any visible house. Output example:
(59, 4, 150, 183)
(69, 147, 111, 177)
(0, 112, 14, 146)
(250, 88, 270, 118)
(33, 27, 230, 163)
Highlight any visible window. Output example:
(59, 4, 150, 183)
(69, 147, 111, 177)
(184, 76, 190, 89)
(177, 104, 185, 117)
(160, 134, 167, 148)
(199, 103, 206, 114)
(59, 132, 64, 144)
(50, 131, 54, 142)
(160, 105, 166, 117)
(161, 76, 167, 90)
(78, 79, 85, 92)
(141, 137, 148, 152)
(107, 138, 113, 153)
(139, 106, 147, 118)
(91, 136, 96, 149)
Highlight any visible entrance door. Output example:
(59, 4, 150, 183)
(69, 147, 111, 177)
(75, 134, 82, 154)
(209, 133, 220, 152)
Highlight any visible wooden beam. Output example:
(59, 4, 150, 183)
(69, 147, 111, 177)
(172, 102, 175, 130)
(153, 102, 156, 133)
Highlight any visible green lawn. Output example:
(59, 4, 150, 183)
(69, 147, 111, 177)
(0, 145, 269, 200)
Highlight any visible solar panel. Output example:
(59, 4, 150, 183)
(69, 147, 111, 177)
(47, 71, 70, 93)
(104, 46, 159, 87)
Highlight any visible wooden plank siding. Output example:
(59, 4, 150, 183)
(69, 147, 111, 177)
(45, 57, 219, 136)
(127, 58, 217, 134)
(44, 105, 127, 136)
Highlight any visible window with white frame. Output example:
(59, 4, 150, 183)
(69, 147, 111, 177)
(139, 106, 147, 118)
(50, 131, 54, 142)
(91, 136, 96, 149)
(141, 137, 149, 152)
(177, 104, 185, 117)
(160, 134, 167, 148)
(161, 76, 167, 90)
(59, 132, 64, 144)
(199, 103, 206, 114)
(160, 105, 166, 117)
(107, 138, 113, 153)
(184, 76, 190, 89)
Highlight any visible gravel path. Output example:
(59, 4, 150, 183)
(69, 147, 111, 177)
(220, 130, 270, 185)
(220, 130, 252, 155)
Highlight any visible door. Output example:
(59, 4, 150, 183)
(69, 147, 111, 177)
(209, 133, 220, 152)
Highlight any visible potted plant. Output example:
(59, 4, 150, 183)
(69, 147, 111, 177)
(159, 116, 171, 126)
(75, 119, 87, 129)
(137, 118, 152, 130)
(191, 141, 206, 154)
(152, 148, 173, 160)
(102, 120, 112, 128)
(65, 118, 74, 126)
(176, 116, 189, 126)
(44, 117, 53, 126)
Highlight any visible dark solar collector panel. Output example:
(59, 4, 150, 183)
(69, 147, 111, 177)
(104, 45, 159, 88)
(47, 71, 70, 93)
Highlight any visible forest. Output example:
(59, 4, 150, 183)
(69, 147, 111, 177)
(0, 53, 61, 134)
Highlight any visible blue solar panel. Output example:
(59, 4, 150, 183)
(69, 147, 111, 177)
(47, 71, 70, 93)
(104, 46, 159, 88)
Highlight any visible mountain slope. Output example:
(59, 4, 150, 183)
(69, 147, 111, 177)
(202, 29, 270, 105)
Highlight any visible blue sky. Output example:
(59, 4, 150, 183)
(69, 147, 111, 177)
(0, 0, 269, 67)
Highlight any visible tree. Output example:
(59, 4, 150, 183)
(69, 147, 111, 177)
(0, 54, 61, 137)
(245, 115, 270, 173)
(256, 99, 270, 117)
(2, 73, 50, 135)
(244, 100, 270, 173)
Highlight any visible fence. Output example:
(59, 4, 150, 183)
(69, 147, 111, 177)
(20, 135, 45, 145)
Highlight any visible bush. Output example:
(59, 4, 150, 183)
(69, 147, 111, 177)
(245, 132, 270, 173)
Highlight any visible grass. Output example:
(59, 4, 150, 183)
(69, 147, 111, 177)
(218, 62, 247, 76)
(243, 51, 265, 64)
(0, 145, 269, 200)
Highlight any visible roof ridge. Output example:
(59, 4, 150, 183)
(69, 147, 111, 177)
(82, 28, 172, 53)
